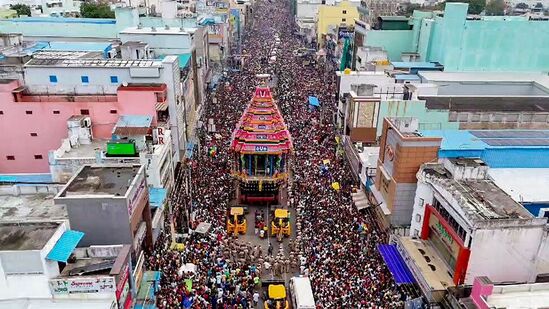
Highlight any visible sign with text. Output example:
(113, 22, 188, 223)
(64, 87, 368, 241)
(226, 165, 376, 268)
(128, 178, 146, 217)
(49, 277, 115, 295)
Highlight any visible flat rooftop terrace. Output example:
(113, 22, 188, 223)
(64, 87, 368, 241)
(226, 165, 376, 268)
(421, 164, 534, 222)
(421, 96, 549, 112)
(0, 222, 60, 251)
(61, 165, 141, 197)
(0, 193, 66, 221)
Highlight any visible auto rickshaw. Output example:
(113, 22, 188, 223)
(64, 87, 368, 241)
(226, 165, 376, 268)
(227, 207, 247, 237)
(263, 283, 289, 309)
(271, 209, 291, 241)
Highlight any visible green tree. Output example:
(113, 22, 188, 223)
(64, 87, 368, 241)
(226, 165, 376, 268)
(440, 0, 487, 14)
(80, 2, 115, 18)
(9, 4, 31, 16)
(485, 0, 505, 15)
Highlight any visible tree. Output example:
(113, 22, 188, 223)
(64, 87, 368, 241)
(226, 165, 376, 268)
(10, 4, 31, 16)
(515, 2, 529, 9)
(442, 0, 486, 14)
(485, 0, 505, 15)
(80, 2, 115, 18)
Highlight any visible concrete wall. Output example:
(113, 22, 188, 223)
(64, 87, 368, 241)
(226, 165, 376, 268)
(119, 30, 194, 55)
(364, 30, 414, 61)
(467, 226, 545, 284)
(317, 1, 359, 43)
(62, 196, 132, 247)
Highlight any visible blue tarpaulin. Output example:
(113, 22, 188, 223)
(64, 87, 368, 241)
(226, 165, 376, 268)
(149, 188, 167, 208)
(46, 230, 85, 262)
(378, 244, 416, 284)
(308, 96, 320, 107)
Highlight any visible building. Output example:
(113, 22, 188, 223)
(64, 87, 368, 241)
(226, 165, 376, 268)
(357, 0, 400, 24)
(0, 220, 134, 308)
(371, 118, 441, 228)
(353, 3, 549, 71)
(49, 114, 174, 190)
(54, 165, 153, 254)
(396, 158, 549, 304)
(336, 70, 549, 144)
(488, 168, 549, 219)
(316, 0, 359, 47)
(0, 70, 180, 179)
(369, 117, 549, 228)
(460, 277, 549, 309)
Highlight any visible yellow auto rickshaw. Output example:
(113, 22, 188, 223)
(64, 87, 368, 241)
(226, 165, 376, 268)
(264, 284, 289, 309)
(271, 209, 291, 241)
(227, 207, 247, 236)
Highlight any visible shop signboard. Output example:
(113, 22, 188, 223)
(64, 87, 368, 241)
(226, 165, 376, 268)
(49, 277, 115, 295)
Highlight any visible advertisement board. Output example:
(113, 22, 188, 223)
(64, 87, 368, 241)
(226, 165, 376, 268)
(49, 277, 116, 295)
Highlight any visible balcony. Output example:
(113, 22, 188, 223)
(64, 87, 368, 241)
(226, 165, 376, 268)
(12, 86, 117, 103)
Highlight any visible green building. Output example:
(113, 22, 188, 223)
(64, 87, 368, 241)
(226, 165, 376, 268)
(354, 2, 549, 72)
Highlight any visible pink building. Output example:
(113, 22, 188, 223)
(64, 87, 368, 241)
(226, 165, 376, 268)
(0, 80, 168, 175)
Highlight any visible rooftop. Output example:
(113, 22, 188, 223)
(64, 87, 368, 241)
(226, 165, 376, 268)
(120, 26, 196, 35)
(421, 164, 534, 222)
(9, 17, 116, 25)
(0, 193, 67, 221)
(0, 222, 60, 251)
(60, 256, 116, 277)
(42, 41, 112, 53)
(485, 282, 549, 308)
(60, 165, 141, 197)
(422, 96, 549, 112)
(25, 58, 162, 68)
(418, 71, 549, 91)
(488, 168, 549, 203)
(420, 130, 549, 150)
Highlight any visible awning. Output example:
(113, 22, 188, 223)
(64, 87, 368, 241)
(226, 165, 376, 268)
(308, 96, 320, 107)
(46, 230, 85, 262)
(352, 191, 369, 210)
(378, 244, 416, 284)
(178, 53, 192, 68)
(155, 101, 168, 111)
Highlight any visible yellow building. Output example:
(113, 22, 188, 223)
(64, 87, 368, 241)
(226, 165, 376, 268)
(316, 1, 359, 46)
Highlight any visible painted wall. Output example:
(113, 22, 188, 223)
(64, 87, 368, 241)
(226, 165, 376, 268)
(364, 30, 414, 61)
(0, 81, 161, 174)
(119, 30, 194, 55)
(317, 1, 359, 43)
(376, 100, 460, 137)
(363, 3, 549, 71)
(467, 226, 545, 284)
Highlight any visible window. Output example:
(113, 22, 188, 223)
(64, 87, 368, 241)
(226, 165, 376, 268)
(34, 155, 43, 160)
(343, 10, 347, 14)
(81, 76, 89, 85)
(53, 110, 60, 114)
(6, 156, 15, 160)
(415, 214, 422, 223)
(110, 76, 119, 84)
(342, 18, 346, 22)
(110, 109, 118, 114)
(49, 75, 58, 83)
(418, 197, 424, 207)
(0, 111, 3, 115)
(25, 110, 32, 115)
(80, 109, 89, 115)
(30, 133, 38, 137)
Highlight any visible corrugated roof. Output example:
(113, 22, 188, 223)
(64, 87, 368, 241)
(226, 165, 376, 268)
(113, 115, 153, 136)
(378, 244, 416, 284)
(46, 230, 84, 262)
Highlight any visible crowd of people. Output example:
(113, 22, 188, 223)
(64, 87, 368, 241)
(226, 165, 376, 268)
(144, 0, 412, 307)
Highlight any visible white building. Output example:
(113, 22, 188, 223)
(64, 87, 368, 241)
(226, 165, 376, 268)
(398, 158, 549, 304)
(22, 55, 185, 162)
(0, 220, 133, 308)
(49, 115, 174, 190)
